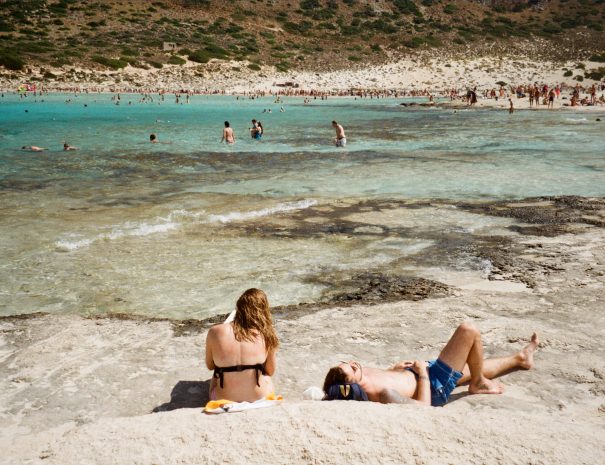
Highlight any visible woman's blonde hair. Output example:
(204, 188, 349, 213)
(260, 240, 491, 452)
(233, 288, 279, 351)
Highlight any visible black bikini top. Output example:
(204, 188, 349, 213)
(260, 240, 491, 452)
(213, 362, 267, 388)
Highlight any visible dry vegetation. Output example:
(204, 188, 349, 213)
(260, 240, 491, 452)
(0, 0, 603, 77)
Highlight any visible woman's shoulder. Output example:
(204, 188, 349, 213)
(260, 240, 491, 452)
(208, 322, 233, 337)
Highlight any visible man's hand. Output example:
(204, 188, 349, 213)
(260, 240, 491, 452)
(391, 360, 428, 375)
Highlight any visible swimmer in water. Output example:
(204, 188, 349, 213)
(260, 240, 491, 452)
(63, 142, 77, 151)
(221, 121, 235, 144)
(21, 145, 46, 152)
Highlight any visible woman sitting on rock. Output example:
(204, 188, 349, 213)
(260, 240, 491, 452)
(206, 288, 279, 402)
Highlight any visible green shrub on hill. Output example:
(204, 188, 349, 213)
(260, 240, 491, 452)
(590, 53, 605, 62)
(424, 34, 442, 47)
(188, 50, 212, 63)
(283, 21, 313, 35)
(365, 18, 398, 34)
(121, 47, 138, 57)
(393, 0, 422, 17)
(188, 44, 229, 63)
(205, 43, 230, 57)
(443, 4, 458, 14)
(168, 55, 186, 65)
(92, 55, 128, 69)
(541, 23, 563, 35)
(406, 37, 424, 48)
(0, 49, 25, 70)
(0, 19, 15, 32)
(585, 67, 605, 80)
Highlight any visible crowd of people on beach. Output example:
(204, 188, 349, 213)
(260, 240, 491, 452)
(5, 81, 604, 103)
(471, 82, 604, 108)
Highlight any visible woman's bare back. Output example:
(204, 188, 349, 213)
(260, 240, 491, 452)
(206, 322, 276, 402)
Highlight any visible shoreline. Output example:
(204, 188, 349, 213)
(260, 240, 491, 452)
(3, 90, 603, 114)
(1, 194, 604, 463)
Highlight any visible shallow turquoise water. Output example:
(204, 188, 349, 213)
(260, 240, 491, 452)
(1, 93, 604, 318)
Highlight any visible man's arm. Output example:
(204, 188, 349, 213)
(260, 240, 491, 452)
(378, 389, 425, 405)
(391, 360, 431, 405)
(416, 368, 431, 405)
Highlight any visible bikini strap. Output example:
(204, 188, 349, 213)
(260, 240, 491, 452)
(213, 363, 267, 388)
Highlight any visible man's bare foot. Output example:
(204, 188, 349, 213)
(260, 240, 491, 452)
(469, 377, 505, 395)
(517, 332, 539, 370)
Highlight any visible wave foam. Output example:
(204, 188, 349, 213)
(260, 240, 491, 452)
(55, 199, 317, 251)
(207, 199, 317, 223)
(55, 237, 94, 252)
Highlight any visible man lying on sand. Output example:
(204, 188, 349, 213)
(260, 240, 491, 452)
(323, 323, 538, 406)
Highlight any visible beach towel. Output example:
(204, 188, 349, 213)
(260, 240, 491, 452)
(204, 393, 283, 414)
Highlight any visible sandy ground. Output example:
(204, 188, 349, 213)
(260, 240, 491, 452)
(1, 199, 604, 465)
(1, 53, 604, 99)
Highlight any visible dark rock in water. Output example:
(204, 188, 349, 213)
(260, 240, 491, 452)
(330, 273, 451, 303)
(271, 273, 452, 319)
(509, 224, 570, 237)
(459, 196, 605, 232)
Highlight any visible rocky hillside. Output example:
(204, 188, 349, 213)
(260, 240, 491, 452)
(0, 0, 603, 75)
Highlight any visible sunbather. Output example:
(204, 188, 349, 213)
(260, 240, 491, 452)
(323, 323, 538, 406)
(205, 288, 279, 402)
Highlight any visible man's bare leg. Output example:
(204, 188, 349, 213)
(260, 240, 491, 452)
(436, 323, 504, 395)
(457, 332, 539, 384)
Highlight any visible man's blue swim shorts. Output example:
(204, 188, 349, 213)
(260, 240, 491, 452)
(427, 358, 463, 406)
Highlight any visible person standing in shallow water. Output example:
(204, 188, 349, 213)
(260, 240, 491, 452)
(508, 98, 514, 114)
(205, 289, 279, 402)
(221, 121, 235, 144)
(332, 120, 346, 147)
(250, 119, 261, 139)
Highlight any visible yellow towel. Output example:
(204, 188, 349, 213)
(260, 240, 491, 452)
(204, 393, 283, 414)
